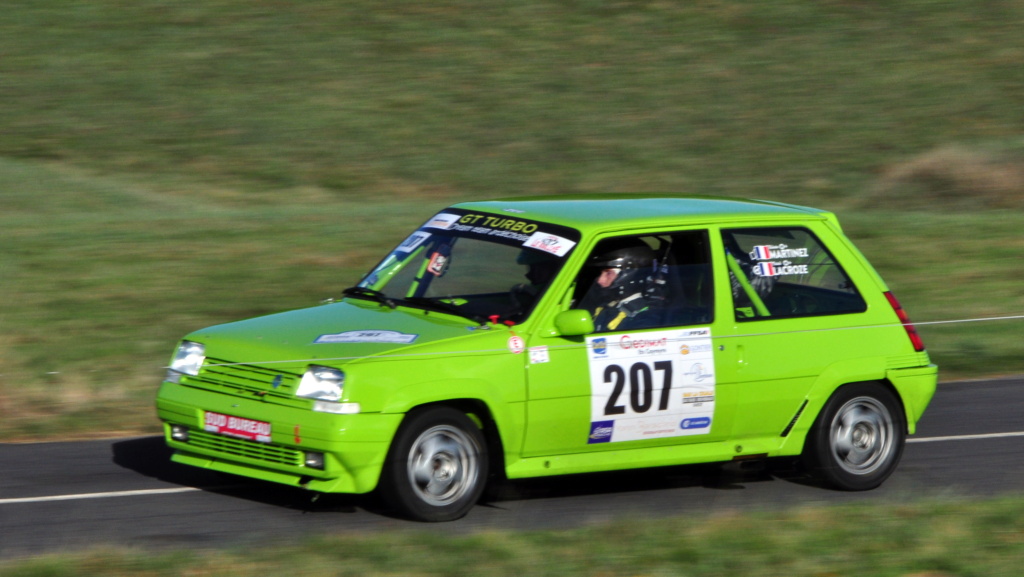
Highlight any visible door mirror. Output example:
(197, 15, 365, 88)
(554, 309, 594, 336)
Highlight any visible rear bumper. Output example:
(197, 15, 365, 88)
(156, 381, 403, 494)
(887, 364, 938, 435)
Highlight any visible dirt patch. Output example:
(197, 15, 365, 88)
(866, 145, 1024, 210)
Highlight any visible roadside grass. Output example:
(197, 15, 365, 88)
(3, 497, 1024, 576)
(0, 160, 442, 439)
(2, 159, 1022, 440)
(2, 0, 1024, 439)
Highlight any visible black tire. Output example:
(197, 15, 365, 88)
(379, 406, 488, 522)
(803, 383, 906, 491)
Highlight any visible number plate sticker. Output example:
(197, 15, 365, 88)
(203, 411, 272, 443)
(586, 328, 715, 444)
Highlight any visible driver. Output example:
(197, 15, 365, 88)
(578, 239, 662, 332)
(510, 249, 561, 315)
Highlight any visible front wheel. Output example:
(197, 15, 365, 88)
(379, 407, 488, 522)
(803, 383, 906, 491)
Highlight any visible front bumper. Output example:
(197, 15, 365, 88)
(156, 381, 403, 494)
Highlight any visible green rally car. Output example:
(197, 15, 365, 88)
(156, 195, 937, 521)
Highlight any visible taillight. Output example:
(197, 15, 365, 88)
(884, 291, 925, 352)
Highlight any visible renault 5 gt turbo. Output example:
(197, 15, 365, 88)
(156, 195, 937, 521)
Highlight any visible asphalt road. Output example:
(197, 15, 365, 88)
(2, 377, 1023, 559)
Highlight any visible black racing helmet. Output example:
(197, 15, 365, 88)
(588, 238, 656, 295)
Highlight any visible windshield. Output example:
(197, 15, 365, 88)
(355, 208, 581, 324)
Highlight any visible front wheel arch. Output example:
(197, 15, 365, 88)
(377, 403, 495, 521)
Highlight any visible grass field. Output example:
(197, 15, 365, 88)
(2, 1, 1024, 572)
(2, 1, 1023, 442)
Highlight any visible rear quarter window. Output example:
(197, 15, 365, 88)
(721, 227, 866, 321)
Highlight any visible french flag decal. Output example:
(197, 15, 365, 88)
(755, 262, 777, 277)
(751, 245, 773, 260)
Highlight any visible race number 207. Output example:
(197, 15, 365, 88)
(603, 360, 673, 415)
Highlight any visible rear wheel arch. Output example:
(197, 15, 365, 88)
(802, 380, 907, 490)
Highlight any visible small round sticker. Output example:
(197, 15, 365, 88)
(507, 336, 526, 354)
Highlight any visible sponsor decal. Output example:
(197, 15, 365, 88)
(396, 231, 431, 253)
(588, 421, 615, 444)
(619, 334, 670, 355)
(685, 362, 714, 382)
(680, 343, 713, 356)
(680, 417, 712, 430)
(522, 232, 576, 258)
(507, 335, 526, 354)
(529, 345, 550, 364)
(205, 412, 272, 443)
(427, 251, 450, 277)
(314, 330, 419, 344)
(586, 328, 716, 443)
(750, 244, 809, 261)
(424, 213, 459, 230)
(682, 389, 715, 405)
(456, 213, 539, 234)
(423, 208, 580, 256)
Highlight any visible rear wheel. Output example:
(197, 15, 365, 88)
(379, 407, 488, 522)
(804, 383, 906, 491)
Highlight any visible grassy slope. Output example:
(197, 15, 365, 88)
(2, 1, 1023, 440)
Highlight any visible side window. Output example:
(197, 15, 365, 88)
(572, 231, 713, 333)
(721, 227, 866, 321)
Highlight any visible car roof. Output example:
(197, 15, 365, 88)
(453, 194, 834, 231)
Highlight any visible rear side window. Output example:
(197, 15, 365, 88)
(721, 227, 865, 321)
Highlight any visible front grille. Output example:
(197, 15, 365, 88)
(182, 358, 307, 407)
(187, 429, 303, 467)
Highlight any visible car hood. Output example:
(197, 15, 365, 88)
(186, 300, 489, 371)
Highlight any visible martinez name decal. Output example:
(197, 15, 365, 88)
(750, 244, 809, 261)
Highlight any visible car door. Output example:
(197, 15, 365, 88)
(711, 223, 875, 441)
(521, 229, 734, 457)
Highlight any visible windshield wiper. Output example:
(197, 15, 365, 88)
(341, 286, 397, 309)
(403, 297, 487, 325)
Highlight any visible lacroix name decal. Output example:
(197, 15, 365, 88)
(753, 261, 809, 277)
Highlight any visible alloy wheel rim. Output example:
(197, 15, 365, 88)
(829, 396, 894, 475)
(406, 425, 479, 506)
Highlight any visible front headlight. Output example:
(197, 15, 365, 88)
(296, 365, 345, 402)
(166, 341, 206, 383)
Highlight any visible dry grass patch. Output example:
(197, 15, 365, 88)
(868, 144, 1024, 210)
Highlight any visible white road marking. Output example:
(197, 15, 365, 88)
(0, 487, 200, 505)
(908, 431, 1024, 443)
(2, 432, 1021, 505)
